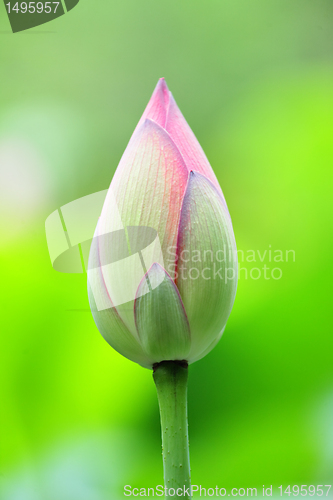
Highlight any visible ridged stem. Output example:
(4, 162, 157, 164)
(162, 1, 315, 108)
(153, 360, 191, 499)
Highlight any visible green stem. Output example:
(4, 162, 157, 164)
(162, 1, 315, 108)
(153, 360, 191, 499)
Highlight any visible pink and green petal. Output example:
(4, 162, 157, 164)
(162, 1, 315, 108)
(176, 171, 237, 362)
(102, 119, 189, 259)
(98, 119, 189, 328)
(136, 80, 226, 203)
(165, 94, 226, 200)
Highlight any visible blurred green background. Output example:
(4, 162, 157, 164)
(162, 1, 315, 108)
(1, 0, 333, 498)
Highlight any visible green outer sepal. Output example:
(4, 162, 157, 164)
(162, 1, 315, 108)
(134, 263, 191, 363)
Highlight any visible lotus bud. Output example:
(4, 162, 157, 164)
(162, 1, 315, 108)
(88, 78, 237, 369)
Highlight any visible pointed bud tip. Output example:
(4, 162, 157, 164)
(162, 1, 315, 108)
(186, 170, 226, 205)
(148, 262, 173, 281)
(155, 77, 170, 96)
(189, 170, 201, 180)
(149, 262, 164, 273)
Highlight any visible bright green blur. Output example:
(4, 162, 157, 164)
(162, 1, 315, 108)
(0, 0, 332, 498)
